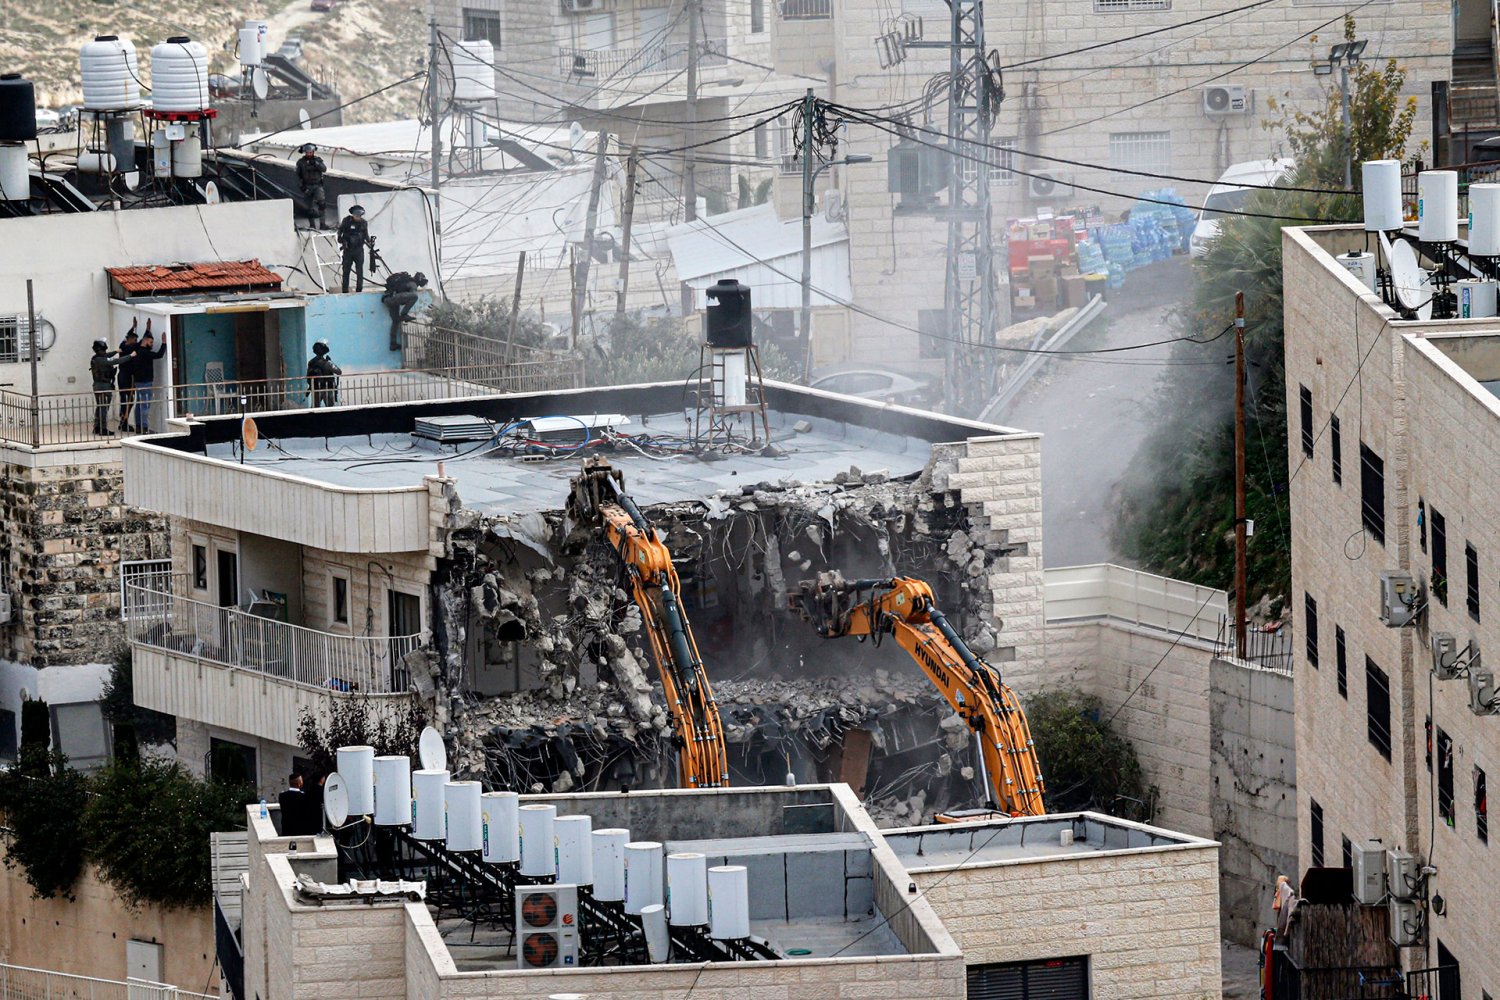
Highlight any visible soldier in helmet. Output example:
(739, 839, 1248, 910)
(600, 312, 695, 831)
(296, 143, 327, 229)
(336, 204, 369, 293)
(380, 270, 428, 351)
(307, 340, 342, 407)
(90, 338, 132, 436)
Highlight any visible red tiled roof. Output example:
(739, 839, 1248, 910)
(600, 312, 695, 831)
(106, 260, 284, 295)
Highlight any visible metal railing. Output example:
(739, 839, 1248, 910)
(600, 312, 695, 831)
(0, 962, 219, 1000)
(124, 582, 424, 694)
(215, 899, 245, 1000)
(779, 0, 833, 18)
(401, 321, 585, 375)
(1212, 615, 1294, 672)
(557, 40, 728, 79)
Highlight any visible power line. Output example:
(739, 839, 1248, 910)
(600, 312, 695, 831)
(1001, 0, 1280, 69)
(226, 72, 428, 150)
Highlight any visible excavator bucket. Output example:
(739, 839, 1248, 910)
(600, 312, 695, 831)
(786, 571, 850, 633)
(566, 457, 624, 523)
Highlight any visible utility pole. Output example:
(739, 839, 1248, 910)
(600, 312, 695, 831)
(683, 0, 700, 223)
(798, 88, 816, 376)
(573, 131, 611, 350)
(1233, 291, 1248, 658)
(616, 148, 639, 321)
(428, 18, 442, 192)
(505, 250, 526, 364)
(26, 279, 37, 449)
(1339, 63, 1353, 192)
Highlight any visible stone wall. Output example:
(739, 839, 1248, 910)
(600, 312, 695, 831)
(0, 445, 168, 667)
(0, 843, 216, 990)
(911, 844, 1222, 1000)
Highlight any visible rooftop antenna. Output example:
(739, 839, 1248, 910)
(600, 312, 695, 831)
(692, 278, 772, 450)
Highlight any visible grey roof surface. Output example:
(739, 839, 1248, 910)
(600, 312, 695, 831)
(884, 813, 1209, 870)
(206, 410, 933, 515)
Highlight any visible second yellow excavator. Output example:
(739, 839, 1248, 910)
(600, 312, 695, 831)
(788, 571, 1046, 818)
(568, 458, 729, 790)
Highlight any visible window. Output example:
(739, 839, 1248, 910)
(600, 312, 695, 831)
(1367, 658, 1391, 761)
(1419, 497, 1428, 553)
(0, 708, 15, 762)
(1427, 715, 1433, 772)
(1310, 798, 1325, 867)
(192, 544, 208, 591)
(1341, 835, 1353, 869)
(1360, 443, 1385, 545)
(1299, 385, 1314, 458)
(1094, 0, 1171, 9)
(0, 316, 39, 364)
(51, 702, 110, 771)
(332, 573, 350, 626)
(1335, 626, 1348, 698)
(1109, 130, 1171, 174)
(958, 138, 1019, 186)
(1438, 727, 1455, 826)
(1304, 593, 1319, 668)
(753, 124, 769, 161)
(775, 123, 801, 175)
(1467, 543, 1481, 621)
(967, 956, 1089, 999)
(1477, 766, 1489, 843)
(462, 7, 502, 47)
(750, 0, 765, 32)
(210, 737, 257, 786)
(1331, 415, 1342, 484)
(1432, 507, 1448, 605)
(120, 557, 173, 621)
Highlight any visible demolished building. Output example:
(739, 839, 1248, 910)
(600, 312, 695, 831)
(120, 380, 1043, 821)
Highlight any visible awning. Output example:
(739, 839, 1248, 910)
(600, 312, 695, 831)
(665, 204, 850, 310)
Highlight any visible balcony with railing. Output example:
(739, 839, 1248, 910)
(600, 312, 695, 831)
(125, 582, 424, 747)
(556, 38, 730, 97)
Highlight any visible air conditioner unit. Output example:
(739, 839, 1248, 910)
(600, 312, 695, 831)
(1431, 632, 1460, 679)
(1203, 85, 1249, 116)
(1386, 849, 1418, 901)
(562, 0, 600, 12)
(1028, 170, 1075, 200)
(1351, 840, 1386, 905)
(1468, 662, 1499, 715)
(1379, 571, 1420, 627)
(516, 884, 580, 969)
(1388, 897, 1423, 946)
(0, 592, 11, 625)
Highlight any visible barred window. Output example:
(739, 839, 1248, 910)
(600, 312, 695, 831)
(1432, 507, 1448, 605)
(1476, 765, 1488, 843)
(1095, 0, 1171, 10)
(775, 123, 801, 175)
(462, 8, 502, 47)
(1367, 658, 1392, 761)
(0, 316, 38, 364)
(1310, 798, 1325, 867)
(1335, 625, 1348, 698)
(1439, 728, 1455, 826)
(1467, 542, 1481, 621)
(1304, 592, 1319, 668)
(959, 138, 1019, 187)
(1331, 415, 1342, 484)
(1109, 131, 1171, 174)
(1360, 443, 1385, 545)
(1299, 384, 1314, 457)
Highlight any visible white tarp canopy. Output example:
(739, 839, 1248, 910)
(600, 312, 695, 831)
(665, 204, 850, 311)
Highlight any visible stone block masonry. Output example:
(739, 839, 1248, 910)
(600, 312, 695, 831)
(0, 447, 167, 667)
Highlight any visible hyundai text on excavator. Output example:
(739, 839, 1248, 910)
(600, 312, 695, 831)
(568, 458, 729, 790)
(788, 571, 1046, 819)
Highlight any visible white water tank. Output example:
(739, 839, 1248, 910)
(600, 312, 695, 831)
(451, 40, 496, 103)
(518, 803, 557, 877)
(591, 828, 629, 902)
(150, 37, 211, 113)
(412, 769, 449, 840)
(444, 780, 483, 852)
(480, 791, 519, 863)
(554, 815, 593, 886)
(81, 36, 143, 112)
(1470, 183, 1500, 256)
(172, 134, 202, 177)
(372, 755, 411, 826)
(707, 865, 750, 940)
(0, 145, 27, 202)
(624, 841, 664, 915)
(666, 852, 708, 927)
(238, 28, 263, 67)
(336, 745, 375, 816)
(1362, 160, 1403, 232)
(1418, 170, 1459, 243)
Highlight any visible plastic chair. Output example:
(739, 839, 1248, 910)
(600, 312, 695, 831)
(204, 361, 236, 415)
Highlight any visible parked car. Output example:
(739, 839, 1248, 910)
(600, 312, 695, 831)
(311, 0, 335, 11)
(809, 366, 934, 406)
(277, 38, 305, 62)
(1189, 158, 1297, 258)
(33, 108, 61, 130)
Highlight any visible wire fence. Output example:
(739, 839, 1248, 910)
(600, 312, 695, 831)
(0, 962, 219, 1000)
(1212, 615, 1294, 673)
(124, 582, 423, 694)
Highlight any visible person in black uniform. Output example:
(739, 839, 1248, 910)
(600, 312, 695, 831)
(117, 321, 139, 431)
(126, 322, 167, 432)
(336, 204, 369, 292)
(277, 773, 314, 836)
(295, 143, 327, 229)
(306, 340, 342, 407)
(90, 339, 132, 436)
(380, 271, 428, 350)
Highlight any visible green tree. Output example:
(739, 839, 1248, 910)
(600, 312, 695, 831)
(296, 695, 426, 778)
(1027, 690, 1156, 822)
(100, 646, 176, 760)
(586, 313, 795, 387)
(1115, 17, 1418, 602)
(0, 748, 89, 900)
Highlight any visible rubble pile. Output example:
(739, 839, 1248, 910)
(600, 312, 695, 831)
(714, 669, 942, 748)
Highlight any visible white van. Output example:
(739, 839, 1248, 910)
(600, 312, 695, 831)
(1189, 158, 1297, 257)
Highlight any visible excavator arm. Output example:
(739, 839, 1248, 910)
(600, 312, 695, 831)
(789, 572, 1045, 817)
(569, 458, 728, 789)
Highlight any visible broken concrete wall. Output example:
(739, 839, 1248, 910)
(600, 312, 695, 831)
(0, 447, 168, 667)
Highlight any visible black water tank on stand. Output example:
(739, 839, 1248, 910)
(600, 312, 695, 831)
(0, 74, 37, 142)
(705, 278, 753, 348)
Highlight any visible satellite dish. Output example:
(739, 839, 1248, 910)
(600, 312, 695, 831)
(252, 67, 269, 101)
(568, 120, 585, 154)
(419, 726, 447, 771)
(324, 772, 350, 827)
(202, 180, 221, 204)
(298, 108, 312, 130)
(1389, 240, 1432, 313)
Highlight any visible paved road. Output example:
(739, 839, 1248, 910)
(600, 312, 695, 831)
(997, 257, 1193, 568)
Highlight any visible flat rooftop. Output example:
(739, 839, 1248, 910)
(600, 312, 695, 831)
(202, 409, 934, 515)
(884, 812, 1215, 870)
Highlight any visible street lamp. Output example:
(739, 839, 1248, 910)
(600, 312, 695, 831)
(1313, 38, 1368, 189)
(801, 152, 873, 377)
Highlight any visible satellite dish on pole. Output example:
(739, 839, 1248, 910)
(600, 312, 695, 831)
(568, 121, 585, 155)
(419, 726, 447, 771)
(299, 107, 312, 130)
(1389, 240, 1433, 318)
(252, 67, 269, 101)
(324, 772, 350, 827)
(202, 180, 221, 204)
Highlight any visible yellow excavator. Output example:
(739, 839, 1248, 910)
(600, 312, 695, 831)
(788, 571, 1046, 818)
(568, 458, 729, 790)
